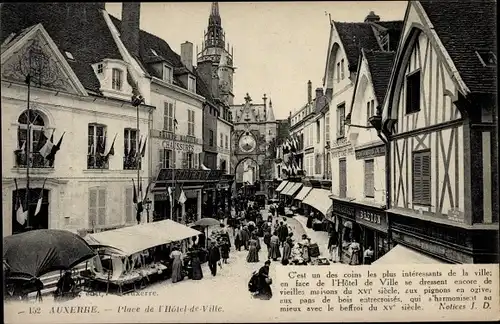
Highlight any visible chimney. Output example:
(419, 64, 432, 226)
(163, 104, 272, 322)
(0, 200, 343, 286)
(315, 88, 325, 112)
(364, 11, 380, 23)
(121, 3, 141, 58)
(315, 87, 324, 99)
(181, 41, 194, 71)
(307, 80, 312, 103)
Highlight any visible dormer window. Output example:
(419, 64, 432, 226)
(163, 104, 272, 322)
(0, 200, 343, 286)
(163, 64, 173, 83)
(476, 50, 497, 67)
(112, 68, 123, 91)
(188, 75, 196, 92)
(97, 64, 103, 74)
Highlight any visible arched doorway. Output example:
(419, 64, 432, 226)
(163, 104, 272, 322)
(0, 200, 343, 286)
(12, 188, 50, 234)
(234, 157, 260, 195)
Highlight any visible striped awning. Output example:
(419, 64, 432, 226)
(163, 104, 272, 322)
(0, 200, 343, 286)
(282, 183, 303, 196)
(295, 186, 312, 201)
(275, 181, 288, 193)
(280, 182, 294, 195)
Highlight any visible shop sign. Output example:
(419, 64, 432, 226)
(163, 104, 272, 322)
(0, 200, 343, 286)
(392, 232, 472, 264)
(355, 208, 388, 231)
(162, 140, 201, 153)
(355, 144, 385, 160)
(154, 192, 170, 201)
(332, 201, 355, 219)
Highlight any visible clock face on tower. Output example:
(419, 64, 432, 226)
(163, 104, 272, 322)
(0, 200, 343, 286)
(239, 132, 257, 153)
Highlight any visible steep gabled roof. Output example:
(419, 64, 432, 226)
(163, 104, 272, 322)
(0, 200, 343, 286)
(1, 3, 122, 95)
(419, 0, 497, 94)
(333, 21, 381, 71)
(364, 50, 396, 105)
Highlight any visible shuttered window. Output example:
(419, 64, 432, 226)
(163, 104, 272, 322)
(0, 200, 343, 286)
(364, 159, 375, 198)
(315, 154, 322, 174)
(125, 187, 135, 224)
(412, 150, 431, 205)
(163, 102, 174, 131)
(337, 103, 346, 138)
(89, 187, 106, 228)
(187, 110, 195, 136)
(339, 159, 347, 198)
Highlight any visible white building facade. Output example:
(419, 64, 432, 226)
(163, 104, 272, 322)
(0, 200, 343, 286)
(1, 22, 151, 237)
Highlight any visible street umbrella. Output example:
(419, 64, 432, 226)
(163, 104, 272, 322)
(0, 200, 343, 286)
(3, 229, 96, 280)
(193, 217, 220, 228)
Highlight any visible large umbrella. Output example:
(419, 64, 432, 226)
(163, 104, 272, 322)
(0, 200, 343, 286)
(3, 229, 96, 280)
(193, 218, 220, 227)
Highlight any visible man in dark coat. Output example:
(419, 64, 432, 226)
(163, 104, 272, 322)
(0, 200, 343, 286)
(277, 221, 289, 246)
(207, 241, 221, 276)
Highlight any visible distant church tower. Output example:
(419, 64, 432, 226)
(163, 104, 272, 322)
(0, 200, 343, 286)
(197, 2, 235, 105)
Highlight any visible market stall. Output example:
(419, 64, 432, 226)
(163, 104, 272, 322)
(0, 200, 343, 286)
(83, 220, 201, 295)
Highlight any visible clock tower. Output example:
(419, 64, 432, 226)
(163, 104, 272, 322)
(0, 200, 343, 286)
(197, 2, 235, 105)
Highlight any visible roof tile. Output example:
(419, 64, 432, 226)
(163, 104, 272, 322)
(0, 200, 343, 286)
(364, 50, 396, 105)
(1, 3, 122, 95)
(419, 0, 497, 94)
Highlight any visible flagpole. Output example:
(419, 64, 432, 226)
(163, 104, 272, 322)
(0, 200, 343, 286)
(25, 71, 32, 231)
(136, 100, 141, 224)
(171, 110, 176, 222)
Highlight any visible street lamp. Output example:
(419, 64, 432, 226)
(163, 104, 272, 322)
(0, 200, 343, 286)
(144, 198, 152, 223)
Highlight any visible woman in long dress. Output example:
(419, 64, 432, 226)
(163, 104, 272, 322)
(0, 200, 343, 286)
(281, 236, 293, 265)
(268, 232, 281, 261)
(170, 247, 184, 283)
(189, 249, 203, 280)
(254, 260, 272, 300)
(246, 235, 260, 263)
(349, 240, 361, 265)
(220, 238, 230, 264)
(234, 226, 242, 251)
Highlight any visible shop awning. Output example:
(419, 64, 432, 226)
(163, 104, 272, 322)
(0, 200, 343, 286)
(302, 188, 332, 216)
(295, 186, 312, 201)
(373, 244, 446, 265)
(283, 183, 303, 196)
(280, 182, 294, 195)
(85, 220, 202, 256)
(275, 181, 288, 193)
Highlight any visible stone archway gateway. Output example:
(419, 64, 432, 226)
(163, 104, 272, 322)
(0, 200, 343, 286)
(230, 93, 278, 197)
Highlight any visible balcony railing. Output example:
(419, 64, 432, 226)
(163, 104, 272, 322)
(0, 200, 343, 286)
(123, 156, 142, 170)
(87, 154, 109, 170)
(15, 151, 52, 168)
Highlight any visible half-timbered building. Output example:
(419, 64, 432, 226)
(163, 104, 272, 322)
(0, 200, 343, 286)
(380, 1, 498, 263)
(323, 10, 403, 263)
(342, 49, 398, 263)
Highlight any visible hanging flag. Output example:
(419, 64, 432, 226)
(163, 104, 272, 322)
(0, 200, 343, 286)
(14, 179, 27, 226)
(142, 180, 152, 203)
(167, 186, 173, 203)
(174, 118, 178, 130)
(105, 133, 117, 157)
(47, 132, 65, 161)
(39, 130, 55, 158)
(132, 178, 138, 204)
(98, 132, 107, 156)
(140, 136, 147, 158)
(201, 164, 211, 171)
(179, 189, 187, 205)
(34, 178, 47, 216)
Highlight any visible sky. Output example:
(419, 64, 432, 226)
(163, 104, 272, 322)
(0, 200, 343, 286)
(106, 1, 407, 119)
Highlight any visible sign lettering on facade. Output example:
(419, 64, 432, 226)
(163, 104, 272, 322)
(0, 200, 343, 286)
(357, 209, 382, 224)
(162, 140, 196, 153)
(332, 202, 355, 218)
(355, 144, 385, 160)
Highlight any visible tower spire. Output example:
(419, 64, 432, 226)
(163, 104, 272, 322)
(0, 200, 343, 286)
(209, 2, 221, 26)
